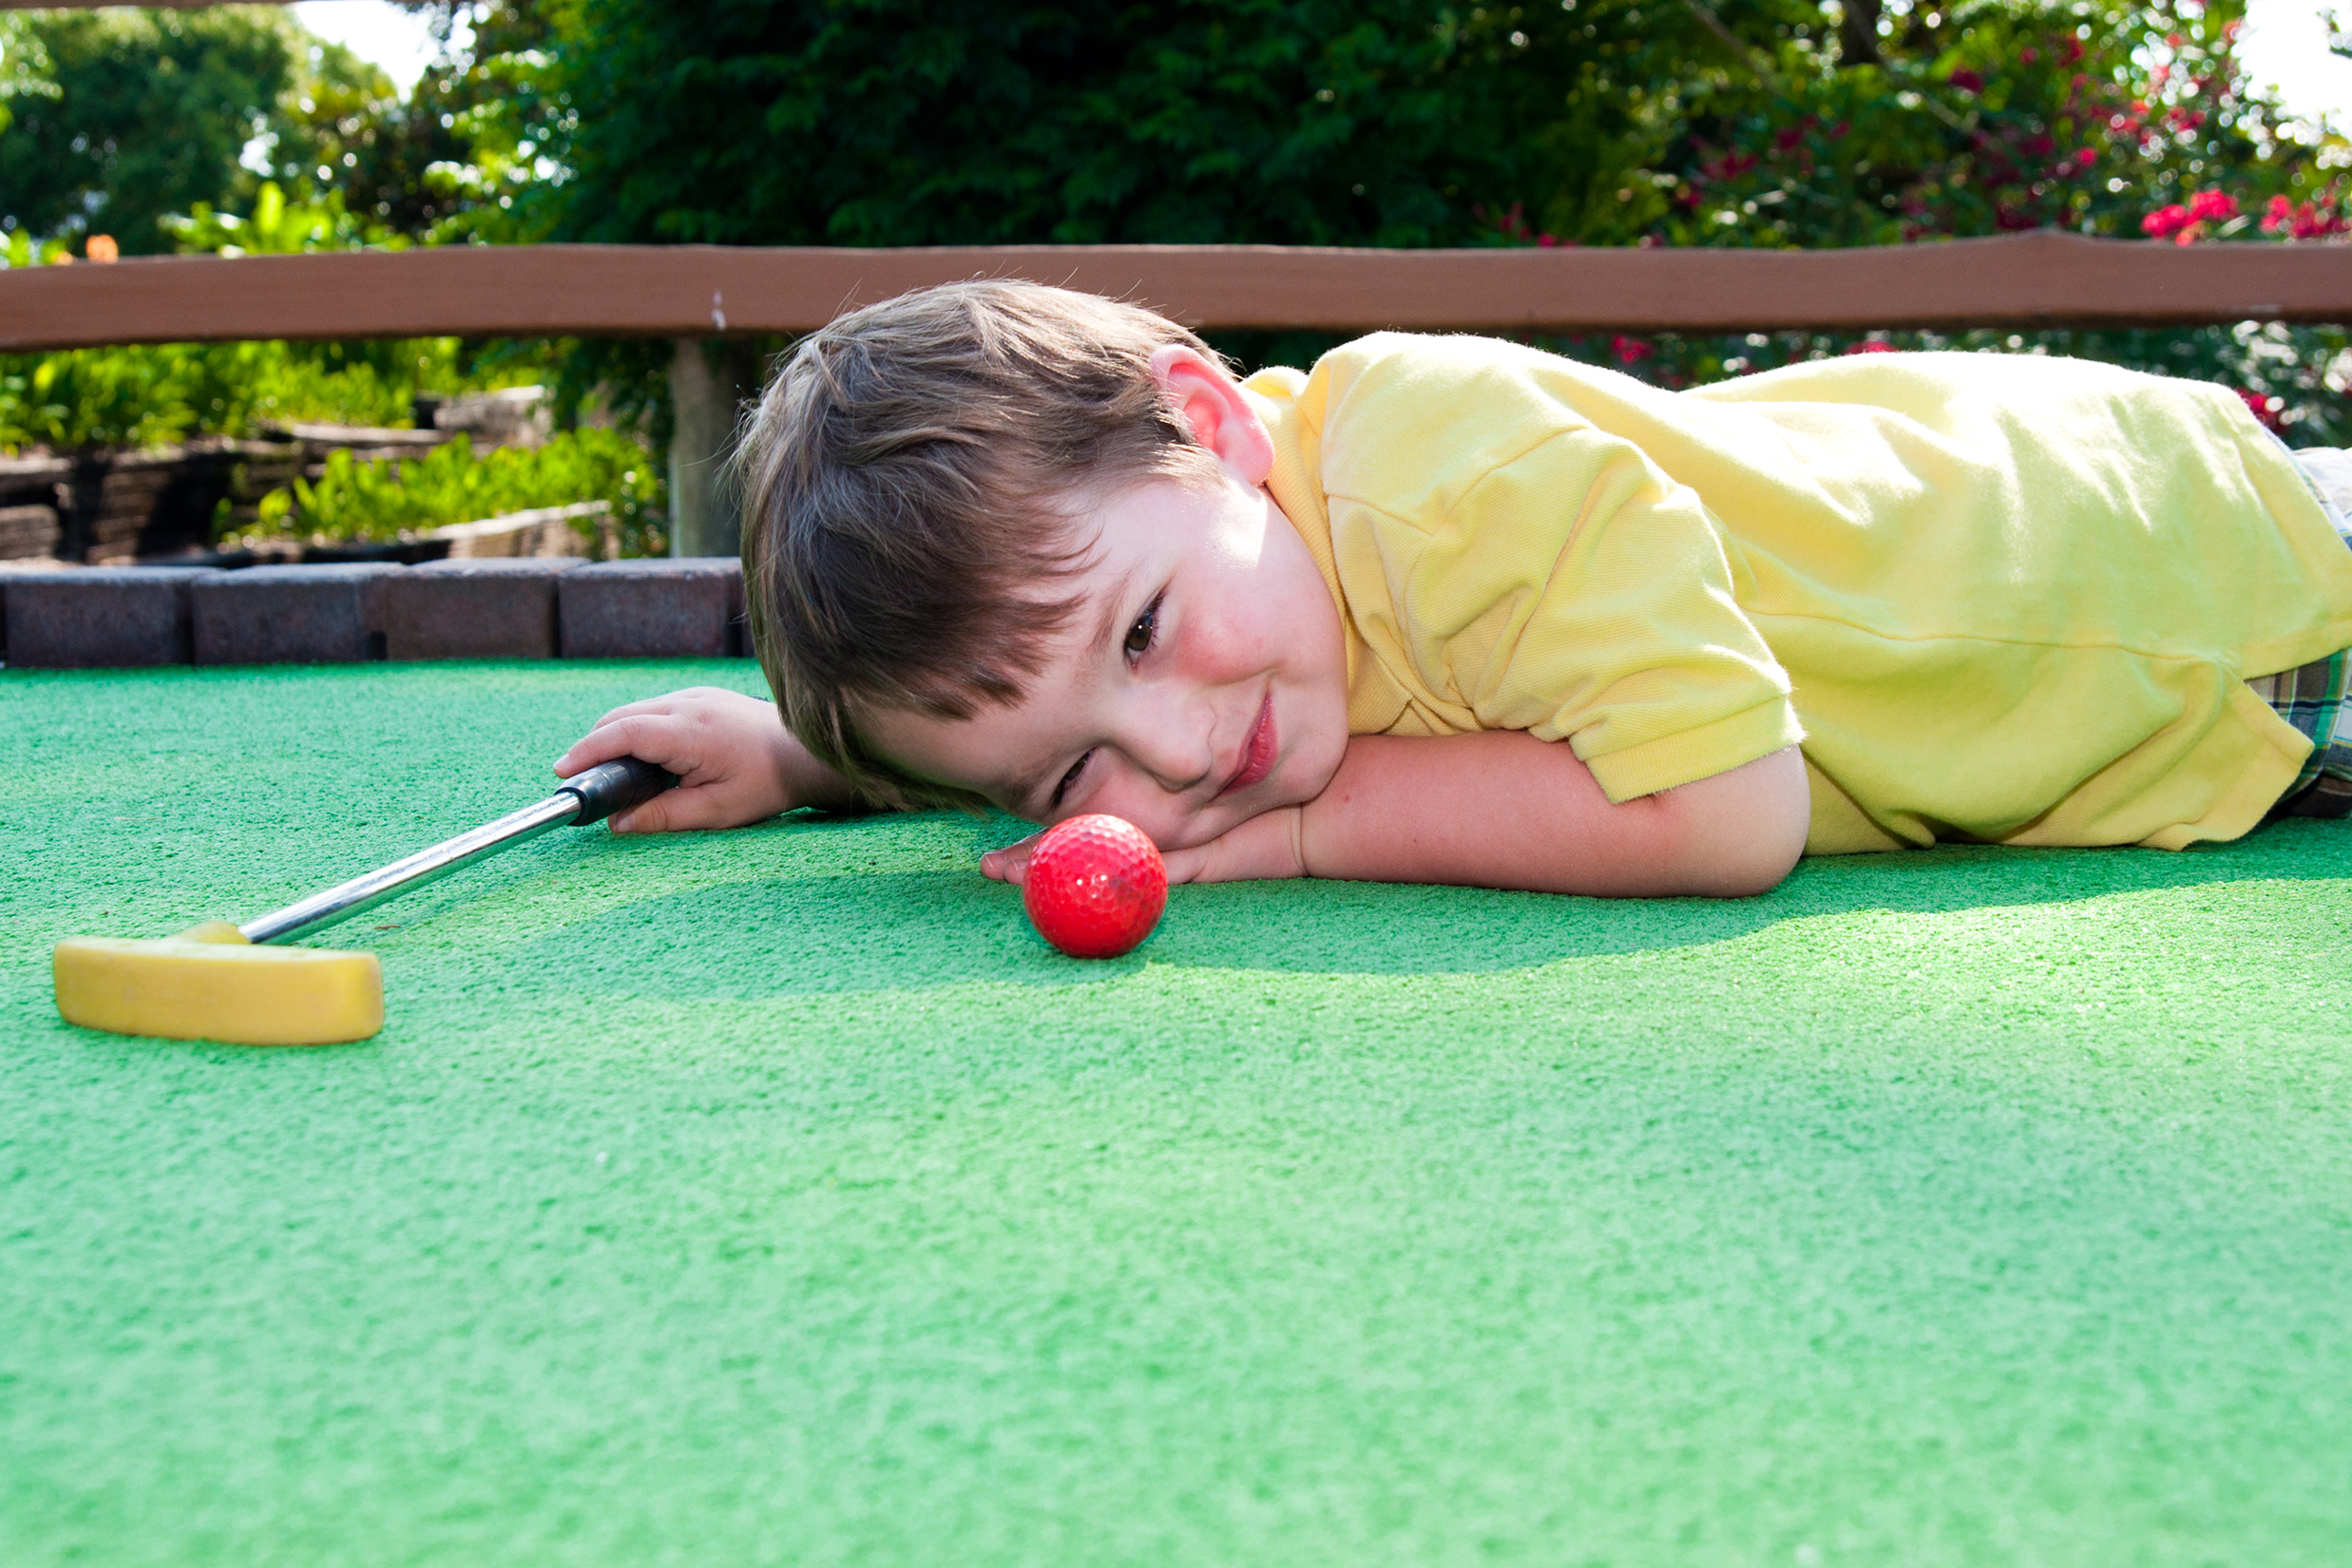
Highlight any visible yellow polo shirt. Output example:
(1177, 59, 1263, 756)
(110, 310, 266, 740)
(1242, 335, 2352, 853)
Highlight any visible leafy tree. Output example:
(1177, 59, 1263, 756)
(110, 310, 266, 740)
(492, 0, 1689, 248)
(0, 6, 403, 254)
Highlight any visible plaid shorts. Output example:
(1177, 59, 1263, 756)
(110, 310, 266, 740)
(2249, 448, 2352, 820)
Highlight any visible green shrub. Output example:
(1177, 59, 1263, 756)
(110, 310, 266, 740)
(237, 427, 665, 558)
(0, 336, 563, 453)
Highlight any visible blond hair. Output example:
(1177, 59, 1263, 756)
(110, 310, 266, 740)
(739, 279, 1228, 811)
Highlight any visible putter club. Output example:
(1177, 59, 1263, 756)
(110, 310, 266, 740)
(52, 756, 678, 1045)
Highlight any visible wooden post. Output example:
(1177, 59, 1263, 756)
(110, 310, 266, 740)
(667, 338, 759, 559)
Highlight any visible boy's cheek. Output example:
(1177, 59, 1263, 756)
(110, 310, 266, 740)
(1081, 786, 1221, 853)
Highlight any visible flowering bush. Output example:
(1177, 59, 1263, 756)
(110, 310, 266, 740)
(2260, 193, 2352, 239)
(1472, 2, 2352, 446)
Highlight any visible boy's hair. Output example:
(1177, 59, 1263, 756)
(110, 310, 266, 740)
(739, 279, 1231, 812)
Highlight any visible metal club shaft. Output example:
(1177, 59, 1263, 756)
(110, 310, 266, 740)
(239, 757, 675, 946)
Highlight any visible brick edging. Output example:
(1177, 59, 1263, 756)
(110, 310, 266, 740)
(0, 558, 748, 669)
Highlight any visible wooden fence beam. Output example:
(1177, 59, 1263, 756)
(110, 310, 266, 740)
(5, 232, 2352, 351)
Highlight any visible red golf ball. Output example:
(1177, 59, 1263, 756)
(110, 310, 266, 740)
(1023, 814, 1168, 959)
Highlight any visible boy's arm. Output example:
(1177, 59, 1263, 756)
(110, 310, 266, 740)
(1011, 731, 1810, 897)
(554, 686, 862, 832)
(1288, 730, 1808, 896)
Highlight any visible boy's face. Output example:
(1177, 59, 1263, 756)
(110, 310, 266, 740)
(861, 354, 1349, 851)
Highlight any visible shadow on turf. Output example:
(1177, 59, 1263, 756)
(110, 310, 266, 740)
(492, 821, 2350, 994)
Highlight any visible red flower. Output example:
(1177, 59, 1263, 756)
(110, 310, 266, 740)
(2142, 203, 2193, 239)
(1948, 68, 1984, 93)
(1844, 339, 1897, 354)
(2237, 388, 2286, 433)
(2269, 198, 2349, 239)
(2187, 189, 2237, 222)
(1612, 335, 1655, 365)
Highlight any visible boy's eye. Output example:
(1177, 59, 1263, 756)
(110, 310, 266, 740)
(1123, 595, 1163, 659)
(1049, 749, 1094, 809)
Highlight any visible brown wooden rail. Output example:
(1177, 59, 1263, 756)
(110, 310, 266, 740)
(4, 232, 2351, 352)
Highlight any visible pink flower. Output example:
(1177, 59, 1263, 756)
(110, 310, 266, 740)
(2274, 200, 2348, 239)
(2187, 189, 2237, 222)
(2141, 203, 2194, 239)
(2237, 388, 2286, 433)
(1612, 335, 1654, 365)
(1948, 68, 1984, 93)
(1844, 340, 1897, 354)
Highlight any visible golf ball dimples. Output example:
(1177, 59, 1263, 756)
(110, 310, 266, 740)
(1023, 814, 1168, 958)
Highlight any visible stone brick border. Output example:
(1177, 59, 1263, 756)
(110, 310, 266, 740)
(1, 559, 747, 669)
(558, 559, 744, 660)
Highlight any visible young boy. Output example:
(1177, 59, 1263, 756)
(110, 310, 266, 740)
(555, 280, 2352, 898)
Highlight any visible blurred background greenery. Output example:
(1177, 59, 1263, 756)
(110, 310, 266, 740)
(3, 1, 2350, 545)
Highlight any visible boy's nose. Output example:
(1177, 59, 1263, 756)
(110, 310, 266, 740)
(1115, 688, 1217, 794)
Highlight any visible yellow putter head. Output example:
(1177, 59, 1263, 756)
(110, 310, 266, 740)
(53, 922, 383, 1046)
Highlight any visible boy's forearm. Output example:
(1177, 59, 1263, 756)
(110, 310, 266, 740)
(1294, 731, 1807, 897)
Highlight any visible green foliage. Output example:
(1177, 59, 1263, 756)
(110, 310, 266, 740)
(495, 0, 1628, 247)
(1, 228, 78, 269)
(0, 339, 527, 452)
(0, 4, 496, 253)
(491, 0, 2342, 253)
(0, 7, 390, 254)
(240, 427, 664, 557)
(163, 180, 405, 256)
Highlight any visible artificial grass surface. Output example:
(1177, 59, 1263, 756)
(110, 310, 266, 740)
(4, 660, 2350, 1566)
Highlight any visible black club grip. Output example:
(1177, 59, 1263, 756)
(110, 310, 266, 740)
(560, 756, 679, 826)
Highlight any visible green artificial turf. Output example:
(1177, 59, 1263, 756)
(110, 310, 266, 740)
(4, 660, 2350, 1566)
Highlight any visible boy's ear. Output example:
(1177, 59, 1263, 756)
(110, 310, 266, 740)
(1150, 345, 1274, 488)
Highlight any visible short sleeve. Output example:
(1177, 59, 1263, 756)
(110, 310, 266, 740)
(1313, 341, 1803, 801)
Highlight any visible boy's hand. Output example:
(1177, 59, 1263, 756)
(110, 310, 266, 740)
(980, 806, 1307, 888)
(553, 686, 854, 832)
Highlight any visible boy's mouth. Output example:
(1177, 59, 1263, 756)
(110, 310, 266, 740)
(1218, 694, 1277, 798)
